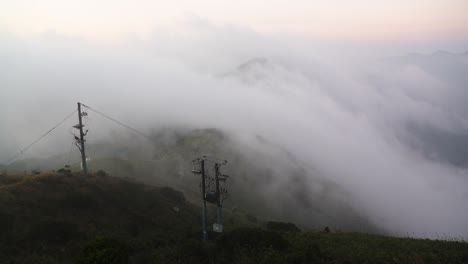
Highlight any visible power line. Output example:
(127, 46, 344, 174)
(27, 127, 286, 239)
(4, 109, 77, 165)
(81, 103, 151, 140)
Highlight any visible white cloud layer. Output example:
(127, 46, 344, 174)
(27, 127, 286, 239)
(1, 22, 468, 238)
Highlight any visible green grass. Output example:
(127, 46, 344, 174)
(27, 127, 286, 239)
(0, 172, 201, 263)
(286, 232, 468, 263)
(1, 172, 468, 263)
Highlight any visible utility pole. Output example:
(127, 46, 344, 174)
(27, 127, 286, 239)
(214, 163, 222, 225)
(76, 102, 88, 177)
(213, 161, 228, 233)
(192, 157, 229, 240)
(200, 159, 208, 240)
(192, 158, 208, 241)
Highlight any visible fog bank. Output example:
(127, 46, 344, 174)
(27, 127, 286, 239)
(1, 22, 468, 238)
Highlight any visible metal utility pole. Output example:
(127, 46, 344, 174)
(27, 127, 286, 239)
(192, 157, 229, 240)
(200, 159, 208, 240)
(212, 161, 228, 233)
(77, 102, 88, 177)
(214, 163, 222, 225)
(192, 158, 208, 240)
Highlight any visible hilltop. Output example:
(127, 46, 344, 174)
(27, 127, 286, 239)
(1, 172, 468, 263)
(0, 172, 204, 263)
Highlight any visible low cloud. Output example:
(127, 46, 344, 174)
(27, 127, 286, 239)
(1, 20, 468, 238)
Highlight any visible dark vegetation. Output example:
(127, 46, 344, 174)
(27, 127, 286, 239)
(0, 172, 200, 263)
(0, 172, 467, 263)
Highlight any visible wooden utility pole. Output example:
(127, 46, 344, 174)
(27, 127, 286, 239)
(77, 102, 88, 177)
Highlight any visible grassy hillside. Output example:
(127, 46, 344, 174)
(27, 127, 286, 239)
(86, 129, 379, 233)
(0, 172, 467, 263)
(0, 172, 203, 263)
(5, 128, 376, 233)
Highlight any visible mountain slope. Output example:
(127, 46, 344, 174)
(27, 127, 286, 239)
(1, 172, 468, 263)
(5, 128, 378, 234)
(88, 128, 378, 233)
(0, 172, 203, 263)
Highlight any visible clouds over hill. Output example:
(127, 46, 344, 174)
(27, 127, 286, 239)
(1, 25, 467, 238)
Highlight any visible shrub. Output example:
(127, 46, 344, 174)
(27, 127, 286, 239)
(96, 170, 108, 177)
(57, 167, 71, 175)
(77, 236, 129, 264)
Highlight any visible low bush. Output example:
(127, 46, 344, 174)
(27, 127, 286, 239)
(77, 236, 129, 264)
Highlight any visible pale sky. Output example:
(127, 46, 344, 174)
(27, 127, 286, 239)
(1, 0, 468, 42)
